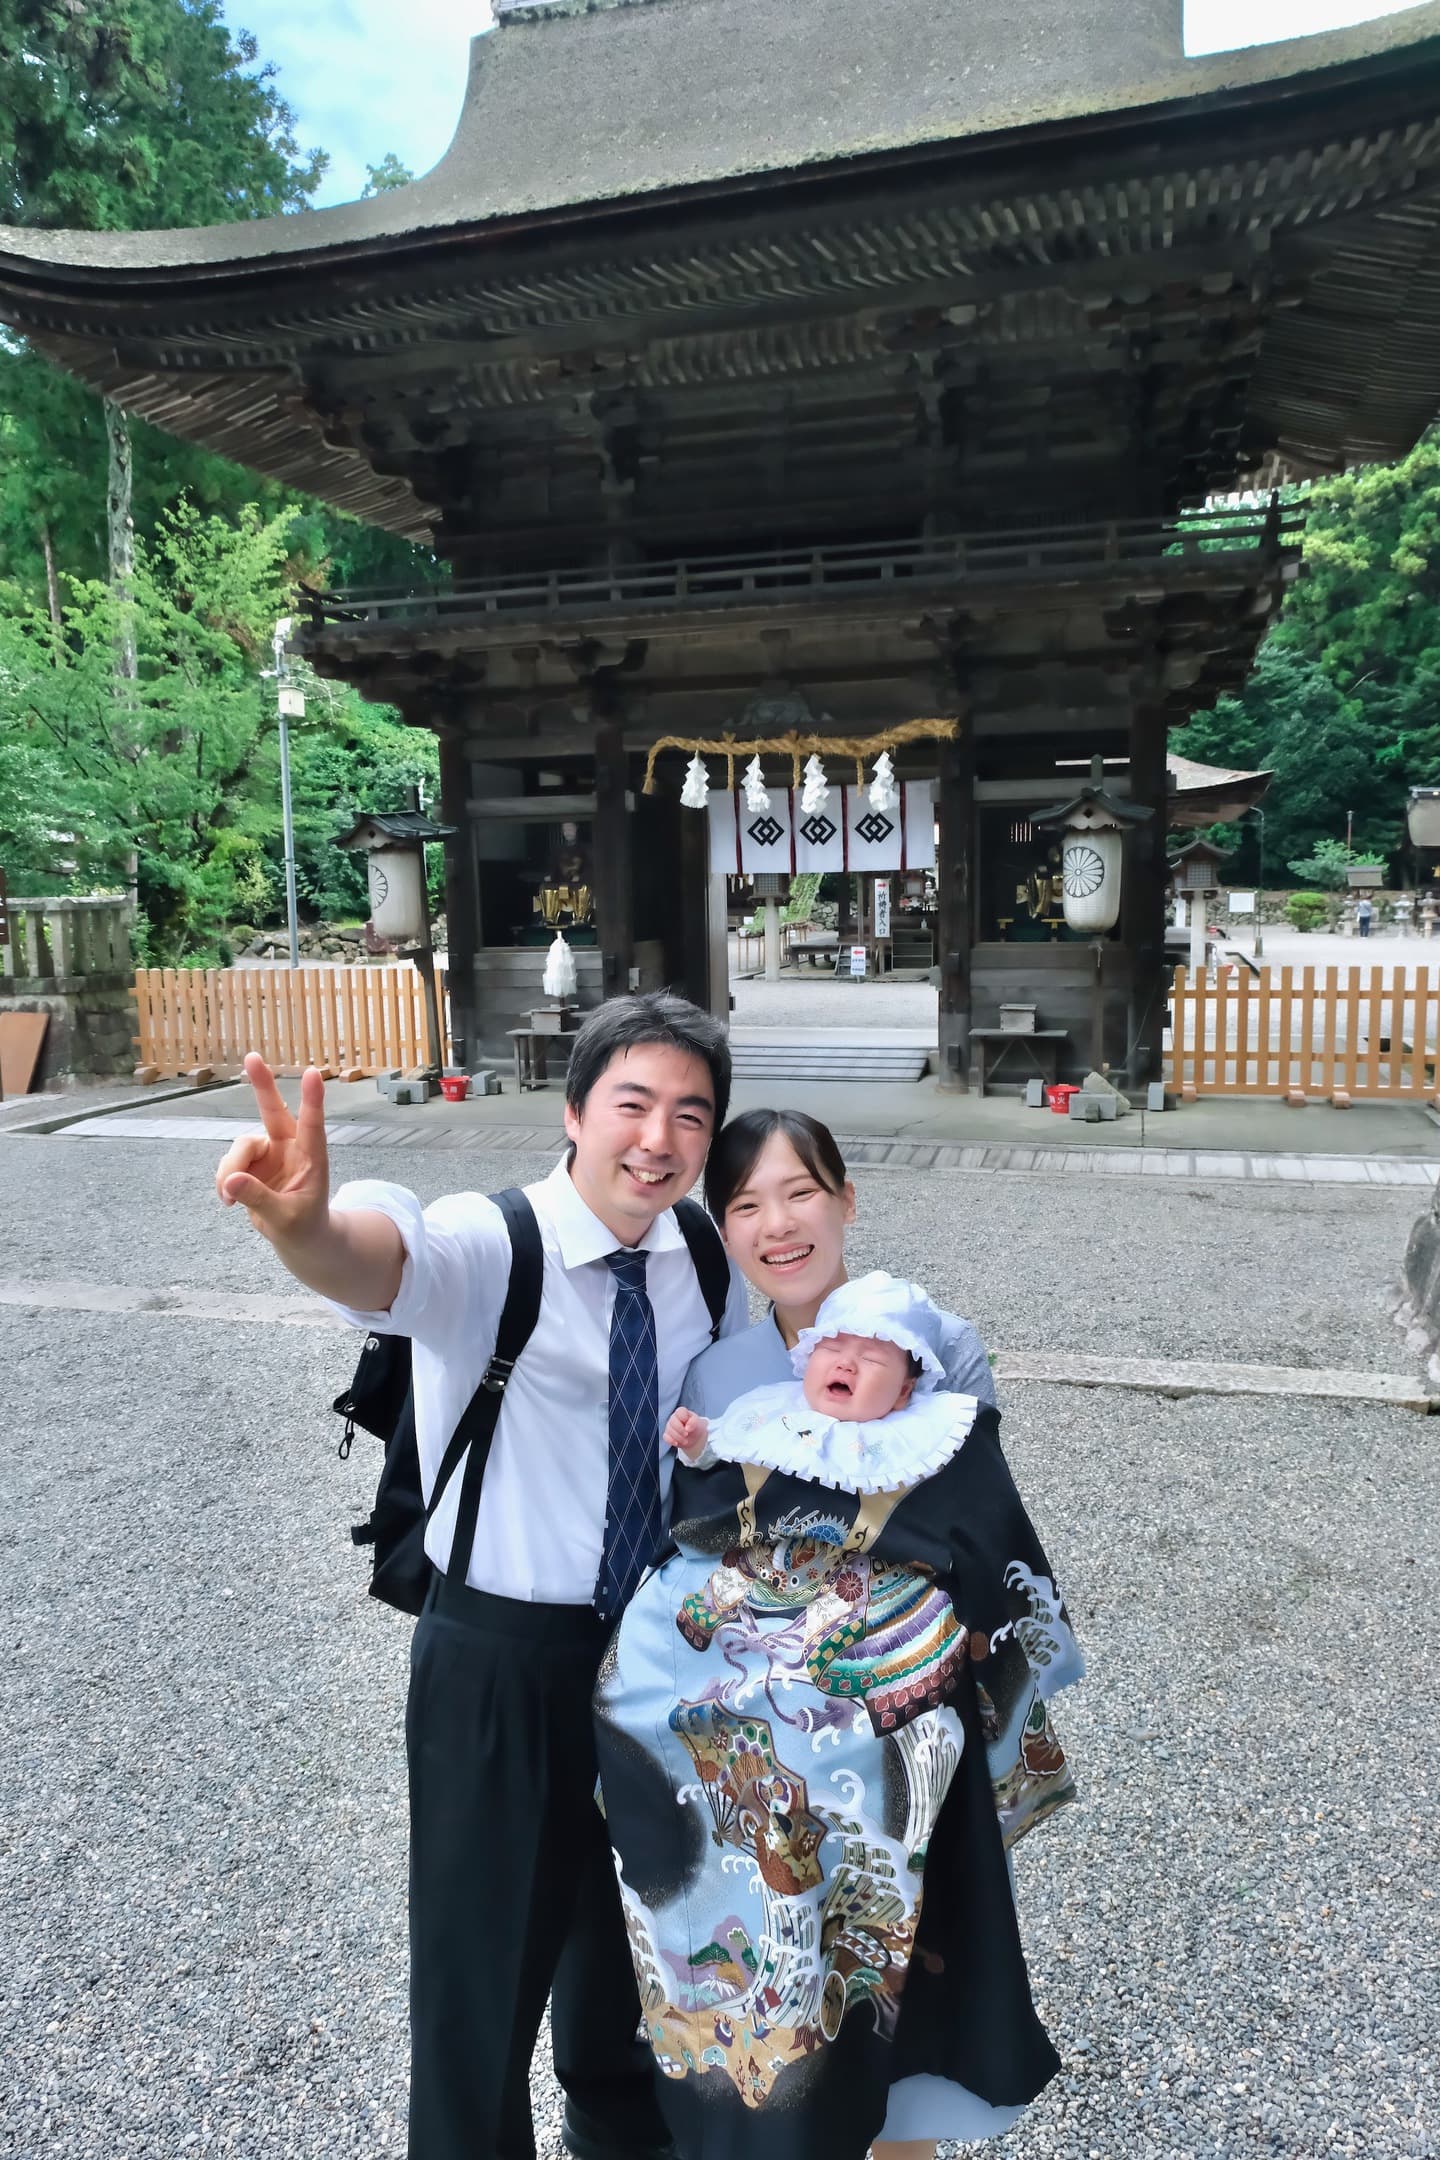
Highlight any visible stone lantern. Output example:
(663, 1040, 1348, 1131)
(1169, 837, 1233, 975)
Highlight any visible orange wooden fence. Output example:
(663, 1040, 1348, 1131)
(132, 964, 451, 1077)
(1168, 965, 1440, 1100)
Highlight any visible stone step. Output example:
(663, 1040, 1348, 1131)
(729, 1047, 929, 1081)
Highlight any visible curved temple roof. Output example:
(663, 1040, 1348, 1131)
(2, 0, 1438, 543)
(2, 0, 1440, 272)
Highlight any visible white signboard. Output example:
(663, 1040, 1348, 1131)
(873, 879, 891, 940)
(1229, 890, 1256, 915)
(849, 945, 868, 979)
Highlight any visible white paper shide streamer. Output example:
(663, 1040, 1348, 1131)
(680, 754, 710, 810)
(742, 755, 771, 812)
(869, 750, 898, 812)
(542, 931, 578, 1001)
(800, 753, 830, 815)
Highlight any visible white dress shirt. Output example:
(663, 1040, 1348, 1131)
(326, 1160, 750, 1602)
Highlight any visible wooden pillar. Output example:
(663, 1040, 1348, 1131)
(593, 714, 634, 996)
(936, 729, 975, 1092)
(679, 799, 725, 1017)
(437, 729, 480, 1068)
(1125, 703, 1170, 1086)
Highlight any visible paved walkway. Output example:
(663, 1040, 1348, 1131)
(11, 1058, 1439, 1152)
(27, 1101, 1437, 1189)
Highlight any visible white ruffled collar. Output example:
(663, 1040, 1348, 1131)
(705, 1380, 980, 1496)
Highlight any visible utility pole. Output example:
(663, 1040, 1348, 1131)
(1252, 805, 1265, 959)
(272, 618, 301, 969)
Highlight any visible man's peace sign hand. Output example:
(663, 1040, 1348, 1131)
(215, 1053, 331, 1249)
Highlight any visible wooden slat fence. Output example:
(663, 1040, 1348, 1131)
(1168, 965, 1440, 1100)
(132, 964, 451, 1077)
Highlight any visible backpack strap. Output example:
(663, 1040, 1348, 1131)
(674, 1196, 731, 1343)
(429, 1188, 546, 1581)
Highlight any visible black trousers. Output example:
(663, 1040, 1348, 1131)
(407, 1575, 667, 2160)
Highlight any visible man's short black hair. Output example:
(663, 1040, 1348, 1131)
(565, 991, 731, 1133)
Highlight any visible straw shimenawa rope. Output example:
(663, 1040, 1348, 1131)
(641, 718, 959, 795)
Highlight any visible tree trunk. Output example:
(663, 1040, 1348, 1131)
(105, 399, 140, 906)
(105, 398, 137, 678)
(39, 518, 61, 632)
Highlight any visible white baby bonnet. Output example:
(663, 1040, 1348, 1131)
(790, 1271, 947, 1392)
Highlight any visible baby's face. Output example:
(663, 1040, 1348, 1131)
(802, 1333, 914, 1423)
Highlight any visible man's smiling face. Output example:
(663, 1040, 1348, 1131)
(564, 1043, 716, 1244)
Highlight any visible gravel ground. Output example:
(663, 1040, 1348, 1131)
(2, 1136, 1435, 2158)
(4, 1131, 1421, 1373)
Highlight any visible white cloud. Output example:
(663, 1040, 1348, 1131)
(222, 0, 494, 207)
(1185, 0, 1426, 56)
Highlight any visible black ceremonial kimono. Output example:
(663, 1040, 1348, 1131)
(593, 1396, 1083, 2160)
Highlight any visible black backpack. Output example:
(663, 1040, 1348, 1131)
(332, 1188, 732, 1616)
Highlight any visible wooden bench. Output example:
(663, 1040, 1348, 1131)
(789, 935, 840, 967)
(968, 1027, 1069, 1098)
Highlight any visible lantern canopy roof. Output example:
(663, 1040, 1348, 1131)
(333, 811, 456, 852)
(1168, 836, 1234, 877)
(1032, 781, 1154, 831)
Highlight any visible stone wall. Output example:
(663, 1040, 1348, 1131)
(0, 985, 136, 1088)
(0, 897, 136, 1088)
(240, 916, 448, 962)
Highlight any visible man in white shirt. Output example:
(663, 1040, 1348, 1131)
(216, 994, 748, 2160)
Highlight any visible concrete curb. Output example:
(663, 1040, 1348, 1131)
(0, 1078, 241, 1135)
(0, 1277, 1430, 1409)
(995, 1350, 1436, 1412)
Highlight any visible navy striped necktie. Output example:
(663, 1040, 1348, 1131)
(596, 1246, 661, 1623)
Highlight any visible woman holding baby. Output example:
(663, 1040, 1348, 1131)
(595, 1108, 1085, 2160)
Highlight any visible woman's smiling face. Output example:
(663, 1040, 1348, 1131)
(719, 1131, 855, 1322)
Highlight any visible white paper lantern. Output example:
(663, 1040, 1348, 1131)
(1060, 823, 1124, 934)
(680, 754, 710, 810)
(367, 846, 425, 942)
(542, 931, 578, 1001)
(742, 755, 771, 812)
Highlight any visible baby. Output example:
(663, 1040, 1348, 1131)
(665, 1270, 970, 1494)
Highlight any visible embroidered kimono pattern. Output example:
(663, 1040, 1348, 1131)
(595, 1397, 1083, 2160)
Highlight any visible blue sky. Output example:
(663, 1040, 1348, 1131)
(220, 1, 1422, 210)
(221, 2, 495, 207)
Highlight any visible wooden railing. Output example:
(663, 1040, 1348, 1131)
(1168, 965, 1440, 1100)
(132, 964, 451, 1078)
(303, 503, 1304, 633)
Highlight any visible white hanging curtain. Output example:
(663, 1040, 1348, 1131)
(793, 789, 846, 871)
(844, 780, 935, 871)
(708, 781, 934, 874)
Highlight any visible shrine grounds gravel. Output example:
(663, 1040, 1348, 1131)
(2, 1133, 1436, 2158)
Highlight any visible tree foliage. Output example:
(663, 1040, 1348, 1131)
(0, 1, 443, 959)
(1178, 431, 1440, 880)
(0, 503, 436, 957)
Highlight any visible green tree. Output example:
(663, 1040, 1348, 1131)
(1176, 429, 1440, 879)
(0, 0, 329, 604)
(361, 153, 414, 196)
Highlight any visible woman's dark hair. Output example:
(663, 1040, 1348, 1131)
(705, 1109, 849, 1221)
(565, 991, 731, 1132)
